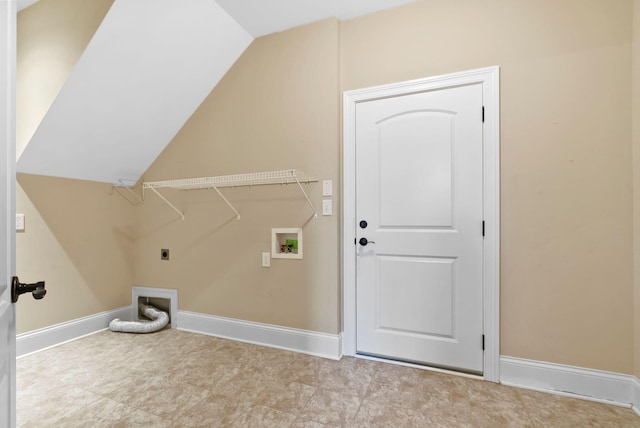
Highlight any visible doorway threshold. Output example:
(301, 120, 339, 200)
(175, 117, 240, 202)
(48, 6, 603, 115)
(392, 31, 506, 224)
(354, 353, 484, 381)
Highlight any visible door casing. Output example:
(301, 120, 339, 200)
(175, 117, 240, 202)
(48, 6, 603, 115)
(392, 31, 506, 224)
(342, 66, 500, 382)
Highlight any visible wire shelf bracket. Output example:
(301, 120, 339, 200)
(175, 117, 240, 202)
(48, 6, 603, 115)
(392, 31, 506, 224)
(112, 179, 144, 205)
(142, 169, 318, 220)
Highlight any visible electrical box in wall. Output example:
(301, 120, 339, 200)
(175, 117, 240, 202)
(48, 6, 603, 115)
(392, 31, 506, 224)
(271, 228, 303, 259)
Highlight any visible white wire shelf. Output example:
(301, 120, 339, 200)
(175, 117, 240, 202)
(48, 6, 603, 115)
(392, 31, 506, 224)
(143, 169, 316, 190)
(142, 169, 318, 220)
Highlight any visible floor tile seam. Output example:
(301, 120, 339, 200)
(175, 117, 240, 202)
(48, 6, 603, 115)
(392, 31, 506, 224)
(510, 389, 541, 427)
(261, 384, 318, 416)
(351, 395, 379, 425)
(317, 384, 365, 400)
(295, 387, 337, 426)
(32, 386, 107, 427)
(358, 392, 462, 416)
(357, 395, 423, 418)
(257, 403, 300, 422)
(319, 387, 365, 426)
(223, 402, 256, 427)
(164, 392, 218, 425)
(111, 393, 173, 421)
(106, 397, 154, 420)
(57, 399, 142, 425)
(353, 374, 376, 402)
(91, 391, 154, 414)
(47, 379, 101, 404)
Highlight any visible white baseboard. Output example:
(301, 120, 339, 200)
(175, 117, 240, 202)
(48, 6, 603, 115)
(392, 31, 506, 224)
(177, 310, 342, 360)
(631, 377, 640, 416)
(500, 356, 639, 410)
(17, 306, 132, 357)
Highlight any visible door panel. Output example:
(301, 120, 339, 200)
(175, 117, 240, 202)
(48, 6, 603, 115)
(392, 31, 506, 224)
(377, 256, 455, 337)
(379, 112, 453, 227)
(356, 83, 483, 373)
(0, 1, 16, 425)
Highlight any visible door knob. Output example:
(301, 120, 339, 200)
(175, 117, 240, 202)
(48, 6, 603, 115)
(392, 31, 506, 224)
(11, 276, 46, 303)
(359, 237, 375, 246)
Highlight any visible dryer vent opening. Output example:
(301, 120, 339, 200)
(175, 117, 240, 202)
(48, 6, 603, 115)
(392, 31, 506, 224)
(109, 302, 169, 334)
(131, 286, 178, 329)
(138, 296, 171, 324)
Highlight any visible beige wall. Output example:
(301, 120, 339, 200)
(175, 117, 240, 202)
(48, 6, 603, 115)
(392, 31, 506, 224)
(634, 0, 640, 377)
(133, 19, 341, 334)
(341, 0, 634, 373)
(16, 174, 134, 333)
(17, 0, 113, 158)
(16, 0, 638, 376)
(16, 0, 129, 334)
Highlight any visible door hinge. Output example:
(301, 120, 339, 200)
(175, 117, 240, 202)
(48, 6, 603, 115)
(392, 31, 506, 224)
(482, 221, 485, 237)
(482, 106, 485, 122)
(482, 334, 485, 350)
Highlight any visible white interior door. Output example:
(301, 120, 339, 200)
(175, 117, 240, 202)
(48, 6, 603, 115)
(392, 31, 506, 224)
(0, 1, 16, 426)
(355, 83, 484, 373)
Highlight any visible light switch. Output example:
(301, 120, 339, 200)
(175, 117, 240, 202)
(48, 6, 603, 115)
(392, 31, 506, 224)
(16, 214, 25, 231)
(322, 200, 332, 216)
(322, 180, 333, 197)
(262, 252, 271, 267)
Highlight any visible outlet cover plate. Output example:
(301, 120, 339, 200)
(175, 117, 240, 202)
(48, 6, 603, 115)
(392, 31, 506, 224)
(16, 214, 25, 231)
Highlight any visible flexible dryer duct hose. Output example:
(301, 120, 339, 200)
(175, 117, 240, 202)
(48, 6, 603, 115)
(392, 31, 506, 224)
(109, 302, 169, 333)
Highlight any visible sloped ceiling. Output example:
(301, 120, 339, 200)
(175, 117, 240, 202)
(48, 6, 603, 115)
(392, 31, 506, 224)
(17, 0, 252, 184)
(216, 0, 418, 37)
(17, 0, 416, 184)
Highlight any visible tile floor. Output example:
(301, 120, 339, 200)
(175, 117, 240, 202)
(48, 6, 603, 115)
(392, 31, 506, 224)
(16, 328, 640, 427)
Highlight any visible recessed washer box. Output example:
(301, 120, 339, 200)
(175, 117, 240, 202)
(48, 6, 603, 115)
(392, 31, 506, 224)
(271, 228, 303, 259)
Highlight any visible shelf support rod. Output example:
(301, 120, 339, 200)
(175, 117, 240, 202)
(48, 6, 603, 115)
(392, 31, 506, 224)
(211, 186, 241, 220)
(293, 174, 318, 219)
(115, 180, 144, 205)
(147, 187, 185, 220)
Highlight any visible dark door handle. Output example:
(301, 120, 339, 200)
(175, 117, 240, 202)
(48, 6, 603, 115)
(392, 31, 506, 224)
(359, 237, 376, 246)
(12, 276, 46, 303)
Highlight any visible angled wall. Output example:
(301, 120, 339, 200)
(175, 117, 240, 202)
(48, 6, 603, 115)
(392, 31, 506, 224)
(134, 18, 341, 334)
(16, 175, 135, 333)
(15, 0, 253, 333)
(15, 0, 133, 334)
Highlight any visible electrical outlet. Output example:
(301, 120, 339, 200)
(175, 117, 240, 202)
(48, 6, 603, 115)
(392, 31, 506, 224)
(16, 214, 25, 231)
(261, 252, 270, 267)
(161, 249, 170, 260)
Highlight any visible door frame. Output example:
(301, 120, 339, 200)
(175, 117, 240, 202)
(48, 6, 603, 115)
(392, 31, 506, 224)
(342, 66, 500, 382)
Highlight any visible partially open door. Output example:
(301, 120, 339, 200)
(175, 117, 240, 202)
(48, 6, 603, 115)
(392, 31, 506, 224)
(0, 1, 17, 426)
